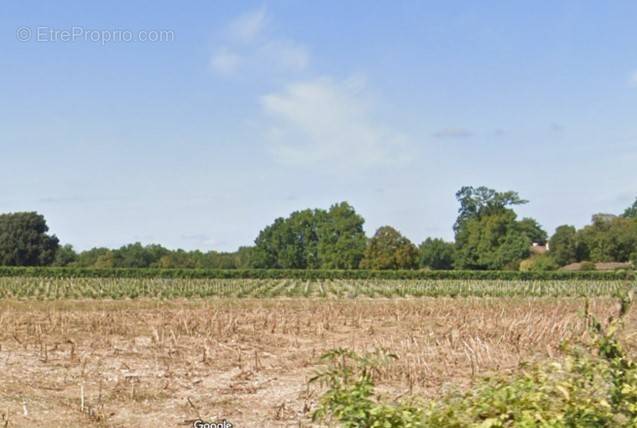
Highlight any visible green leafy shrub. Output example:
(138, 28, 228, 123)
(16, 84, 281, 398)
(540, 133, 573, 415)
(519, 254, 558, 272)
(311, 293, 637, 427)
(0, 267, 632, 281)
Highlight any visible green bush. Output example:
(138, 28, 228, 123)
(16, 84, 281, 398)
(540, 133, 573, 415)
(311, 294, 637, 427)
(0, 267, 632, 281)
(519, 254, 558, 272)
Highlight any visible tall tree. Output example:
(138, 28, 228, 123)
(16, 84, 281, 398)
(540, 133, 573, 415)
(454, 208, 531, 270)
(0, 212, 59, 266)
(317, 202, 366, 269)
(454, 186, 527, 233)
(251, 209, 325, 268)
(576, 214, 637, 262)
(548, 225, 579, 266)
(361, 226, 418, 270)
(453, 187, 533, 270)
(251, 217, 285, 268)
(251, 202, 366, 269)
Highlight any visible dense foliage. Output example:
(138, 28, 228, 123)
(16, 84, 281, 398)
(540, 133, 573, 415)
(2, 188, 636, 271)
(578, 214, 637, 263)
(549, 225, 580, 266)
(418, 238, 455, 270)
(452, 188, 551, 270)
(54, 243, 253, 270)
(519, 253, 559, 272)
(360, 226, 418, 270)
(0, 212, 59, 266)
(311, 294, 637, 427)
(548, 215, 637, 267)
(250, 202, 366, 269)
(624, 198, 637, 219)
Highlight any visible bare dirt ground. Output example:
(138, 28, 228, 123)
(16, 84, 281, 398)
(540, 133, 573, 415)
(0, 297, 625, 427)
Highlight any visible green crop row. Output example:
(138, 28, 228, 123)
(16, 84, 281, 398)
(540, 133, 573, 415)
(0, 278, 631, 299)
(0, 267, 633, 281)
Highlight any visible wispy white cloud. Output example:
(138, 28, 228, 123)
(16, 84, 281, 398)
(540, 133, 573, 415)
(629, 71, 637, 87)
(261, 78, 411, 169)
(210, 47, 242, 75)
(227, 7, 267, 43)
(212, 9, 409, 170)
(261, 40, 309, 72)
(210, 7, 309, 76)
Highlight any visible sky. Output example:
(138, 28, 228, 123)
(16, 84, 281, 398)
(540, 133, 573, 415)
(1, 1, 636, 251)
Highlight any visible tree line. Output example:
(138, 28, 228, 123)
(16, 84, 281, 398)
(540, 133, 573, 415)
(1, 186, 636, 271)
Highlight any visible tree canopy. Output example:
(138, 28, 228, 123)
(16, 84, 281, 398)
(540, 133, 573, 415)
(453, 187, 541, 270)
(2, 190, 636, 271)
(549, 225, 579, 266)
(251, 202, 366, 269)
(418, 238, 455, 270)
(454, 209, 532, 270)
(454, 186, 528, 233)
(0, 212, 59, 266)
(360, 226, 418, 270)
(316, 202, 367, 269)
(576, 214, 637, 263)
(624, 198, 637, 219)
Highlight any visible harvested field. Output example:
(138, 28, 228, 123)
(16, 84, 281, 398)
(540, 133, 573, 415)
(0, 297, 631, 427)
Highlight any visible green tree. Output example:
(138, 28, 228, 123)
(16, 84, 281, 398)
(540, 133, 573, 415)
(94, 251, 115, 268)
(623, 198, 637, 219)
(251, 202, 366, 269)
(317, 202, 367, 269)
(577, 214, 637, 262)
(251, 209, 325, 268)
(0, 212, 59, 266)
(75, 247, 111, 267)
(203, 250, 241, 269)
(549, 225, 579, 266)
(251, 217, 284, 268)
(517, 217, 548, 244)
(112, 243, 170, 268)
(53, 244, 78, 266)
(453, 186, 534, 270)
(234, 246, 255, 269)
(454, 186, 527, 233)
(158, 249, 199, 269)
(418, 238, 455, 270)
(455, 210, 531, 270)
(360, 226, 418, 270)
(494, 228, 532, 269)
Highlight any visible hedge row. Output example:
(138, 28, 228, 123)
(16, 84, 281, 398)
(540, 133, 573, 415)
(0, 267, 633, 281)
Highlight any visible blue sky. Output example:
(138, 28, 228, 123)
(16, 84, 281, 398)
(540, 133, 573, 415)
(1, 1, 636, 251)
